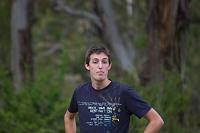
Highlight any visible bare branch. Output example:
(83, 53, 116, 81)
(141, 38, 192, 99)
(52, 0, 103, 29)
(36, 43, 62, 61)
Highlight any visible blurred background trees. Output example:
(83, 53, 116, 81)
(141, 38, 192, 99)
(0, 0, 200, 132)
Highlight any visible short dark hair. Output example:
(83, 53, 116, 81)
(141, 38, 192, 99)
(85, 45, 111, 65)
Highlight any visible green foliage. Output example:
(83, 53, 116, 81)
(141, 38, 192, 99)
(1, 0, 200, 132)
(0, 0, 11, 65)
(0, 35, 72, 133)
(122, 71, 194, 133)
(0, 69, 68, 133)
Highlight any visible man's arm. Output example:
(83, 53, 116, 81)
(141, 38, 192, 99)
(143, 108, 164, 133)
(64, 110, 76, 133)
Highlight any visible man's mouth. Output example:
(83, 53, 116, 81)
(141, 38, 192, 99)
(97, 71, 104, 74)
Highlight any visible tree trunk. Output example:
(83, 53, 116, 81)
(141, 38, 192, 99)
(139, 0, 189, 84)
(11, 0, 33, 91)
(97, 0, 135, 73)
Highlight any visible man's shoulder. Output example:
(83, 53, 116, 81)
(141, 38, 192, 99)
(111, 81, 131, 91)
(75, 81, 90, 91)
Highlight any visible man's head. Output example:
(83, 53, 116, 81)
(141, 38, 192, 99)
(85, 45, 111, 66)
(85, 45, 112, 82)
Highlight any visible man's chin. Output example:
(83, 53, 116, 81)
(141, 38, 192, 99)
(95, 77, 105, 82)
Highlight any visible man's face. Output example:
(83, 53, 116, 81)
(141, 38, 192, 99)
(85, 52, 112, 82)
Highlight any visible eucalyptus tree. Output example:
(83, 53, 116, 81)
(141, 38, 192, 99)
(11, 0, 34, 90)
(139, 0, 189, 85)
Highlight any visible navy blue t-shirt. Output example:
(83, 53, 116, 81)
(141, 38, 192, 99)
(68, 81, 151, 133)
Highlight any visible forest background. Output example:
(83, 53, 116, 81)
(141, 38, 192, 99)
(0, 0, 200, 133)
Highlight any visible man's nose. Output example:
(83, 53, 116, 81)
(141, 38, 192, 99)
(98, 62, 102, 68)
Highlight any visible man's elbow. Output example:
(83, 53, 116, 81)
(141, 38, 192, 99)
(160, 118, 164, 126)
(156, 117, 164, 128)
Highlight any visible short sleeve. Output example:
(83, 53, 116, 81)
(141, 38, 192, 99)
(67, 89, 78, 113)
(123, 87, 151, 118)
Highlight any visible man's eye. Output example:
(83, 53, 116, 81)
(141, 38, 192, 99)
(102, 60, 108, 64)
(92, 61, 98, 64)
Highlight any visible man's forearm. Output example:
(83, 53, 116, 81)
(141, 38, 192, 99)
(144, 120, 163, 133)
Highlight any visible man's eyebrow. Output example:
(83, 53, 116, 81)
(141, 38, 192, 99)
(91, 58, 98, 60)
(91, 57, 108, 60)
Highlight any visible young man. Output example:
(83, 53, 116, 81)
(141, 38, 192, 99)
(64, 45, 164, 133)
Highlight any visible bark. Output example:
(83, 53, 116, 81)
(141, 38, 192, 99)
(97, 0, 135, 72)
(139, 0, 189, 84)
(11, 0, 33, 91)
(126, 0, 133, 16)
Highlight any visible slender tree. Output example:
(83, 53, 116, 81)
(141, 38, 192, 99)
(11, 0, 34, 91)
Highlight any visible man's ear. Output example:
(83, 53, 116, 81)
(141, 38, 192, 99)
(108, 63, 112, 70)
(85, 64, 90, 70)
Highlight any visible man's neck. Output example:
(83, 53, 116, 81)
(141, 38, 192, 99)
(91, 79, 111, 90)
